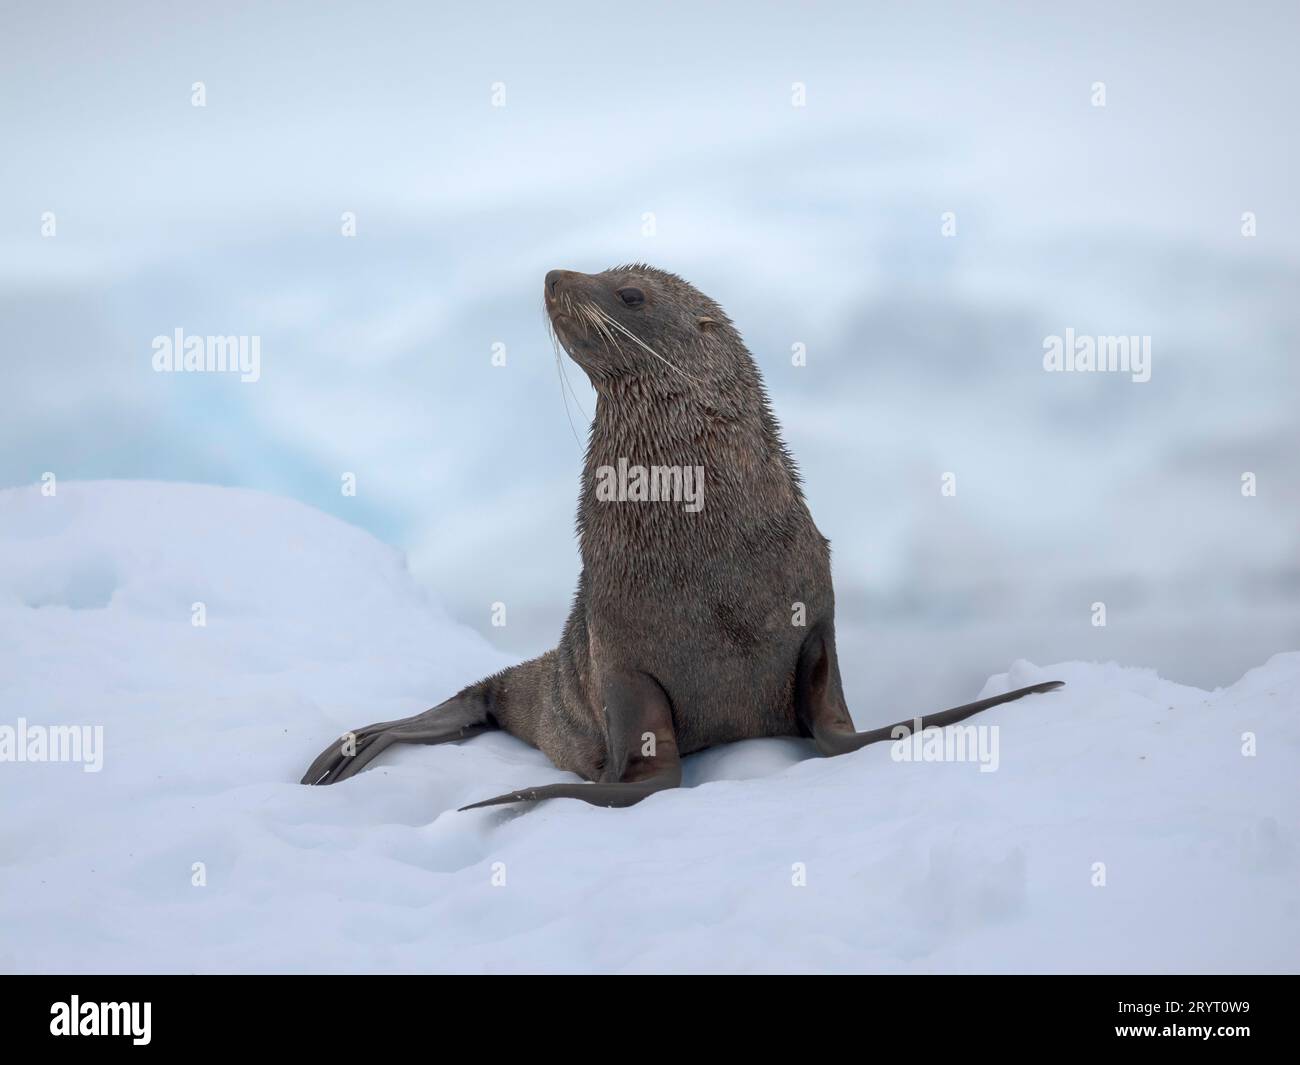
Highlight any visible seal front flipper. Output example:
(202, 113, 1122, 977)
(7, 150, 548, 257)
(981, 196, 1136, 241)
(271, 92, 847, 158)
(301, 689, 496, 786)
(460, 670, 681, 811)
(795, 623, 1063, 756)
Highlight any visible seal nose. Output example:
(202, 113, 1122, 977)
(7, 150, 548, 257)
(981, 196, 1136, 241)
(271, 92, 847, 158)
(545, 270, 564, 298)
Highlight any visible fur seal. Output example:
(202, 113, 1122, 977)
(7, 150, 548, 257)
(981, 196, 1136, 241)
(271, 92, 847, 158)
(301, 264, 1062, 807)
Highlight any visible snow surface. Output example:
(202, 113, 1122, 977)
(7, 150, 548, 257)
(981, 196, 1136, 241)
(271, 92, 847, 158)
(1, 481, 1296, 973)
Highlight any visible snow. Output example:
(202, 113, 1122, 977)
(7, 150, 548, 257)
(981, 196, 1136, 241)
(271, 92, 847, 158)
(1, 480, 1296, 973)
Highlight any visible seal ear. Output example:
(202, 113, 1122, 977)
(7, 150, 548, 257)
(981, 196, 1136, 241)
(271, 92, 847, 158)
(696, 316, 718, 332)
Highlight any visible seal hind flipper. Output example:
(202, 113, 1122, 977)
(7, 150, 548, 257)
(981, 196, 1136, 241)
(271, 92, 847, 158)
(795, 624, 1063, 756)
(458, 774, 678, 811)
(301, 691, 496, 786)
(460, 669, 681, 811)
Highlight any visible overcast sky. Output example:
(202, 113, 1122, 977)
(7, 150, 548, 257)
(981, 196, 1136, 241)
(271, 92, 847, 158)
(3, 0, 1297, 715)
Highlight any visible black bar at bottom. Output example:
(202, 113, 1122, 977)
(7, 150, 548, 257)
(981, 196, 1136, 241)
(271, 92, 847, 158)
(0, 974, 1291, 1051)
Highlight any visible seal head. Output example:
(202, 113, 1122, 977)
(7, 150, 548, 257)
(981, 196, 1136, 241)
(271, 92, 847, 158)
(544, 264, 732, 386)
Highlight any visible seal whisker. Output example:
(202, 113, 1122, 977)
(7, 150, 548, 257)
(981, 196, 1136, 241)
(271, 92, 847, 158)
(576, 301, 618, 360)
(591, 305, 697, 385)
(547, 310, 585, 446)
(582, 302, 618, 350)
(553, 322, 590, 422)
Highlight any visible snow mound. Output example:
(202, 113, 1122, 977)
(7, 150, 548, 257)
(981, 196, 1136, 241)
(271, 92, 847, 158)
(1, 481, 1296, 973)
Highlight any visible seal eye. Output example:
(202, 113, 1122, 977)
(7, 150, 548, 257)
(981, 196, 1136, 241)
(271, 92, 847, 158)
(617, 287, 645, 308)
